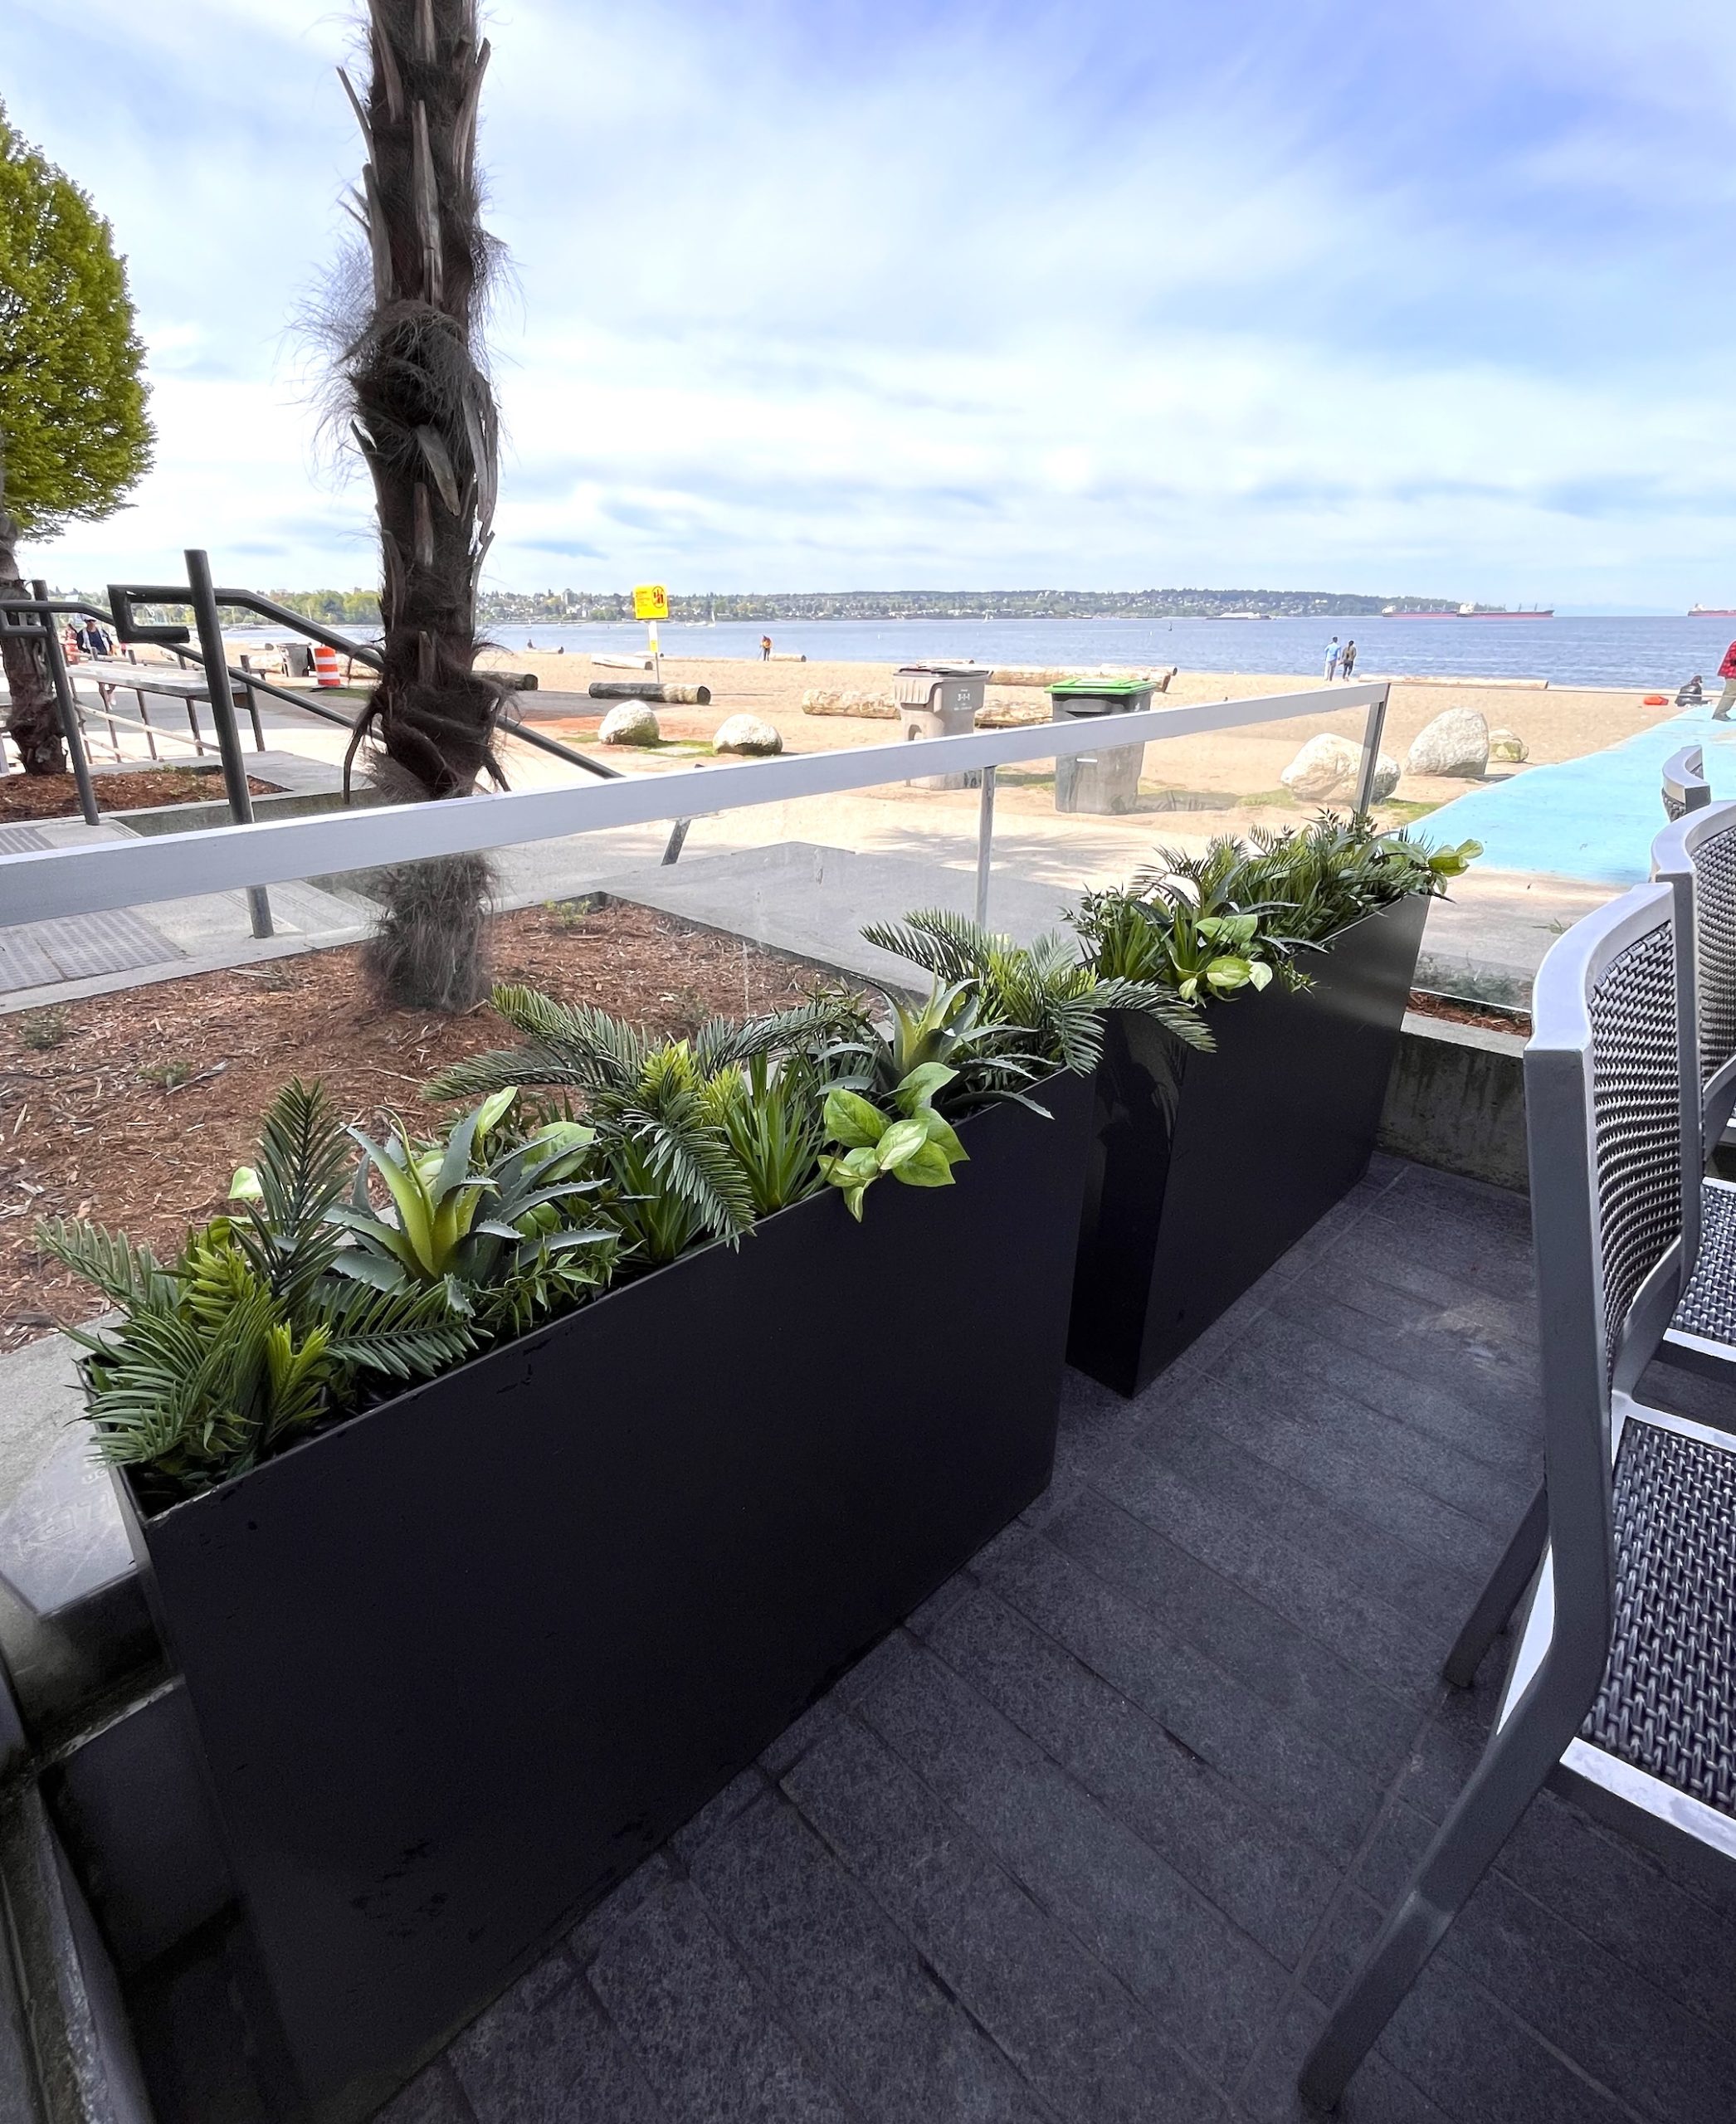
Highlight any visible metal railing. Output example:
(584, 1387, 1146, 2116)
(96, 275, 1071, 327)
(0, 680, 1392, 932)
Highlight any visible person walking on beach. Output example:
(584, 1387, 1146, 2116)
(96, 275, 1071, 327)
(760, 635, 773, 660)
(1715, 640, 1736, 721)
(1324, 636, 1340, 680)
(1340, 639, 1358, 679)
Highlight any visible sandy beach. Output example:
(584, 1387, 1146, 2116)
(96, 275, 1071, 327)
(471, 647, 1680, 842)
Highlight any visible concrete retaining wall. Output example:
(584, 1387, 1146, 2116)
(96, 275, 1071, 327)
(1379, 1011, 1528, 1193)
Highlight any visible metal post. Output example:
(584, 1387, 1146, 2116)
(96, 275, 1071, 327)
(661, 817, 691, 865)
(185, 548, 272, 937)
(1352, 683, 1392, 814)
(30, 582, 100, 826)
(974, 764, 997, 927)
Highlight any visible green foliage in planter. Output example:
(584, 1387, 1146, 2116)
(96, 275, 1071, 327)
(851, 909, 1213, 1103)
(818, 1063, 969, 1220)
(428, 991, 858, 1259)
(322, 1089, 617, 1332)
(1073, 811, 1480, 1001)
(42, 906, 1183, 1499)
(37, 1084, 472, 1501)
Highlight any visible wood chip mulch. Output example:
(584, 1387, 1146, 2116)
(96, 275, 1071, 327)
(0, 769, 280, 823)
(1407, 990, 1531, 1037)
(0, 901, 843, 1348)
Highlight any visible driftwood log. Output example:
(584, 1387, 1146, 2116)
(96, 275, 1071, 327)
(588, 680, 712, 705)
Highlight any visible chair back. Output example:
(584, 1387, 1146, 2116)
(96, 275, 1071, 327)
(1662, 744, 1711, 822)
(1525, 884, 1691, 1668)
(1652, 798, 1736, 1150)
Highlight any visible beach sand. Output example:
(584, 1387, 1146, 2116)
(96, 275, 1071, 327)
(475, 647, 1680, 844)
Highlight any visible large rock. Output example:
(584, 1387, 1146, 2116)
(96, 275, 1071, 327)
(1406, 708, 1489, 779)
(1368, 753, 1402, 801)
(713, 714, 783, 757)
(597, 703, 661, 746)
(1280, 733, 1361, 801)
(1489, 726, 1529, 764)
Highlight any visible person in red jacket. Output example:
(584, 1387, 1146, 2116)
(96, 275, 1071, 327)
(1716, 640, 1736, 721)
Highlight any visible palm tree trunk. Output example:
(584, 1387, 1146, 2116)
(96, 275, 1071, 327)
(342, 0, 503, 1010)
(0, 488, 66, 775)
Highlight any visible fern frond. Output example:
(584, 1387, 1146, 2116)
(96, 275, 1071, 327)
(33, 1217, 175, 1312)
(1090, 978, 1217, 1051)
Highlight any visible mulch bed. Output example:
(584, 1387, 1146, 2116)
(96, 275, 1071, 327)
(1408, 989, 1531, 1037)
(0, 901, 842, 1347)
(0, 768, 280, 823)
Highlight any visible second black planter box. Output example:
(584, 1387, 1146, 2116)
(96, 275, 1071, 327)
(1068, 894, 1427, 1396)
(119, 1070, 1093, 2122)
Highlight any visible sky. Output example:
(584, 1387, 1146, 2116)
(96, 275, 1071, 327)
(7, 0, 1736, 606)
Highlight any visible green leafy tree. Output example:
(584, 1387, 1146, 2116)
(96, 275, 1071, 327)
(0, 105, 153, 772)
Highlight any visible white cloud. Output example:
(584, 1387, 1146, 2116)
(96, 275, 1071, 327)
(15, 0, 1736, 606)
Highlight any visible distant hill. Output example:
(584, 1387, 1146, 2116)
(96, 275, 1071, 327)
(54, 585, 1458, 628)
(475, 587, 1457, 625)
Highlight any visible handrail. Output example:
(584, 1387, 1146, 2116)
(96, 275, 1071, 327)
(0, 681, 1390, 929)
(101, 577, 621, 781)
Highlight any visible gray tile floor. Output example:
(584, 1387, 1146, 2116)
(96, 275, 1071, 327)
(374, 1158, 1736, 2124)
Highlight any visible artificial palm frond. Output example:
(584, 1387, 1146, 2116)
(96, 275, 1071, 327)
(33, 1217, 174, 1312)
(228, 1079, 351, 1306)
(321, 1279, 476, 1380)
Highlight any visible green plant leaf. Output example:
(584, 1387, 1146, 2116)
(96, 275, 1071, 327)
(895, 1142, 959, 1187)
(893, 1061, 956, 1113)
(875, 1116, 931, 1172)
(824, 1088, 889, 1147)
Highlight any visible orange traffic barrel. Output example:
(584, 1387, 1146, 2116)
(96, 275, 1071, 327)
(313, 641, 342, 688)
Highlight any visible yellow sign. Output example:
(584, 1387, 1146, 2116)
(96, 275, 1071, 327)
(631, 583, 669, 621)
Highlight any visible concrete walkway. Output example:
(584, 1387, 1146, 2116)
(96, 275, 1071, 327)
(349, 1160, 1736, 2124)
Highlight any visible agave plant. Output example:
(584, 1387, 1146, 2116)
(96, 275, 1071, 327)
(427, 989, 858, 1255)
(37, 1081, 471, 1502)
(325, 1089, 615, 1323)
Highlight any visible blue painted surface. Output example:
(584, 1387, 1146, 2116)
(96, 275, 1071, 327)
(1419, 707, 1736, 884)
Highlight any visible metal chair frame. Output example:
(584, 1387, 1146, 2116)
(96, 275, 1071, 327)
(1662, 742, 1712, 823)
(1442, 801, 1736, 1688)
(1301, 880, 1730, 2107)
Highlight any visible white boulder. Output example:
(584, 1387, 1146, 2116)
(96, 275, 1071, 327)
(713, 714, 783, 757)
(1489, 726, 1529, 764)
(597, 703, 661, 746)
(1280, 733, 1362, 802)
(1368, 753, 1402, 801)
(1406, 708, 1490, 779)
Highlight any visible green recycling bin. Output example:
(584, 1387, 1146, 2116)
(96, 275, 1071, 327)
(1048, 679, 1154, 814)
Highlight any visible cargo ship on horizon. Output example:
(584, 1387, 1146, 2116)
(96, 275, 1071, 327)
(1690, 605, 1736, 617)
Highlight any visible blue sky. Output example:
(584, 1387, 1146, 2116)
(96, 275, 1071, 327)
(8, 0, 1736, 603)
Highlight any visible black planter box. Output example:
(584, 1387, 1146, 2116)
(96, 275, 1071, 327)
(117, 1071, 1092, 2121)
(1068, 894, 1427, 1396)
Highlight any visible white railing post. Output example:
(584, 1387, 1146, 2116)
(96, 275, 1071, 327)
(1353, 684, 1392, 814)
(974, 766, 997, 927)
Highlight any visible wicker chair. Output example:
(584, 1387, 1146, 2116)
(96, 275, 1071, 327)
(1441, 801, 1736, 1689)
(1300, 880, 1735, 2109)
(1662, 743, 1711, 822)
(1654, 798, 1736, 1369)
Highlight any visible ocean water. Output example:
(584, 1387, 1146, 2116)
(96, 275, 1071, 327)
(241, 612, 1736, 691)
(468, 614, 1736, 690)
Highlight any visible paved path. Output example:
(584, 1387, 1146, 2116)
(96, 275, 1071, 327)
(311, 1160, 1736, 2124)
(1423, 701, 1736, 885)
